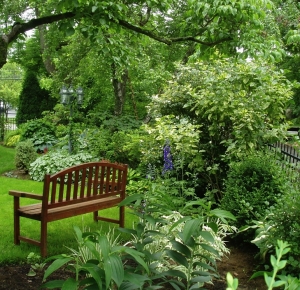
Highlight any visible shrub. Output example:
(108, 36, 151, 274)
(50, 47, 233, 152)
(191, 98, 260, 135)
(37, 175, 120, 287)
(220, 151, 288, 230)
(19, 119, 57, 152)
(249, 182, 300, 274)
(15, 140, 38, 173)
(20, 119, 56, 141)
(4, 129, 22, 147)
(29, 151, 95, 181)
(16, 70, 56, 126)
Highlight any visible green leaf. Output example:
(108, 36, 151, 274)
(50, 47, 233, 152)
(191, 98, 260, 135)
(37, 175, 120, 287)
(160, 270, 187, 280)
(84, 239, 101, 261)
(169, 216, 192, 232)
(119, 194, 143, 206)
(209, 209, 236, 221)
(122, 247, 149, 274)
(98, 236, 110, 260)
(43, 257, 73, 280)
(272, 280, 286, 288)
(193, 261, 215, 272)
(165, 249, 189, 268)
(199, 231, 214, 244)
(199, 243, 220, 256)
(171, 240, 191, 258)
(73, 226, 83, 243)
(123, 272, 150, 288)
(41, 280, 65, 289)
(106, 254, 124, 287)
(181, 219, 202, 244)
(190, 275, 211, 283)
(81, 263, 103, 290)
(61, 278, 78, 290)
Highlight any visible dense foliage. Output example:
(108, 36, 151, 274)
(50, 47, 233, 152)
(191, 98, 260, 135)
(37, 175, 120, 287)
(16, 71, 56, 126)
(220, 152, 289, 230)
(14, 140, 38, 173)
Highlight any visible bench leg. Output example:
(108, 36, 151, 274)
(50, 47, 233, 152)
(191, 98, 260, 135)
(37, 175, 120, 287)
(120, 205, 125, 228)
(41, 220, 47, 257)
(93, 211, 98, 222)
(13, 197, 20, 245)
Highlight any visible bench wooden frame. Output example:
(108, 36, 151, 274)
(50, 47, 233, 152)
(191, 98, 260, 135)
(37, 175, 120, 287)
(9, 161, 128, 257)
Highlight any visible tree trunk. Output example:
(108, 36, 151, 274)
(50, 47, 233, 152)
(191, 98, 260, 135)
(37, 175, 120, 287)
(0, 36, 8, 68)
(112, 64, 128, 116)
(35, 8, 56, 74)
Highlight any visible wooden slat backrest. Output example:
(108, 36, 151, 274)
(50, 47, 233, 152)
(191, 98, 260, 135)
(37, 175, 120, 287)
(42, 162, 128, 211)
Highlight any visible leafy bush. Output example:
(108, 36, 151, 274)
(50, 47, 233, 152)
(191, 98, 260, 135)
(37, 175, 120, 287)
(20, 119, 56, 141)
(220, 151, 288, 230)
(4, 129, 21, 147)
(248, 182, 300, 274)
(15, 140, 38, 173)
(19, 119, 58, 152)
(29, 151, 95, 181)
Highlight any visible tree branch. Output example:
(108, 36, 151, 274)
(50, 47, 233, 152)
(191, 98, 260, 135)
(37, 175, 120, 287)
(0, 10, 232, 69)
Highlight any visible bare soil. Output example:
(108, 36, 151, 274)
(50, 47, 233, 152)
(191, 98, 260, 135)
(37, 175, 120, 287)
(1, 170, 266, 289)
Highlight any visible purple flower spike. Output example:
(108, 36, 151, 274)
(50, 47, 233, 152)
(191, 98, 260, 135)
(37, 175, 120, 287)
(162, 142, 173, 174)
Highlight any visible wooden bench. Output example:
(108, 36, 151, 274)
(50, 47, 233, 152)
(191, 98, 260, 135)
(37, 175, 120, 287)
(9, 161, 128, 257)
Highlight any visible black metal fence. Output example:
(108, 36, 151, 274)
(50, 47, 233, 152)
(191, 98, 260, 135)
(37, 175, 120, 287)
(268, 142, 300, 180)
(0, 118, 17, 141)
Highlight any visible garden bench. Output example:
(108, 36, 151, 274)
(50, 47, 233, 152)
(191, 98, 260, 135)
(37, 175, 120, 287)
(9, 161, 128, 257)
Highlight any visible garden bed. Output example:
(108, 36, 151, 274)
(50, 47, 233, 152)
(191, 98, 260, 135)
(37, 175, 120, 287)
(0, 242, 265, 290)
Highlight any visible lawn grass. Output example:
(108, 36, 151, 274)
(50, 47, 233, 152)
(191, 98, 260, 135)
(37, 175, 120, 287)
(0, 145, 16, 174)
(0, 145, 136, 265)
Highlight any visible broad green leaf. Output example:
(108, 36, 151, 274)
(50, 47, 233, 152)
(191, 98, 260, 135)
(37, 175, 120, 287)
(106, 254, 124, 287)
(43, 257, 73, 280)
(199, 243, 220, 256)
(209, 209, 236, 221)
(182, 219, 202, 244)
(98, 236, 110, 260)
(123, 272, 150, 288)
(199, 231, 214, 244)
(40, 280, 65, 289)
(119, 194, 143, 206)
(272, 280, 286, 288)
(61, 278, 78, 290)
(73, 225, 83, 243)
(169, 216, 192, 232)
(193, 261, 215, 272)
(82, 263, 103, 290)
(84, 240, 101, 261)
(190, 275, 211, 283)
(171, 240, 191, 258)
(165, 249, 189, 268)
(160, 270, 187, 280)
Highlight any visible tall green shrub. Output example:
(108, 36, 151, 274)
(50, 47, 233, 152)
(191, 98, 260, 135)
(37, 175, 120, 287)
(16, 71, 56, 126)
(15, 140, 38, 173)
(220, 151, 288, 230)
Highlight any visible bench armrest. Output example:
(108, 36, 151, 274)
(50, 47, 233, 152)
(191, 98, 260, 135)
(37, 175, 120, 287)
(9, 190, 43, 201)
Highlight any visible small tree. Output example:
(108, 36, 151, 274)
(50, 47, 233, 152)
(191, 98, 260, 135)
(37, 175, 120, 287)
(16, 71, 56, 126)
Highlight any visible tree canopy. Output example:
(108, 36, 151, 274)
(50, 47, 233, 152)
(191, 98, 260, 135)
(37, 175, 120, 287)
(0, 0, 280, 69)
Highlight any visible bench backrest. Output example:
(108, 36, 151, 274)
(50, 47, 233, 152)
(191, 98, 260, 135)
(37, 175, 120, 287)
(41, 162, 128, 210)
